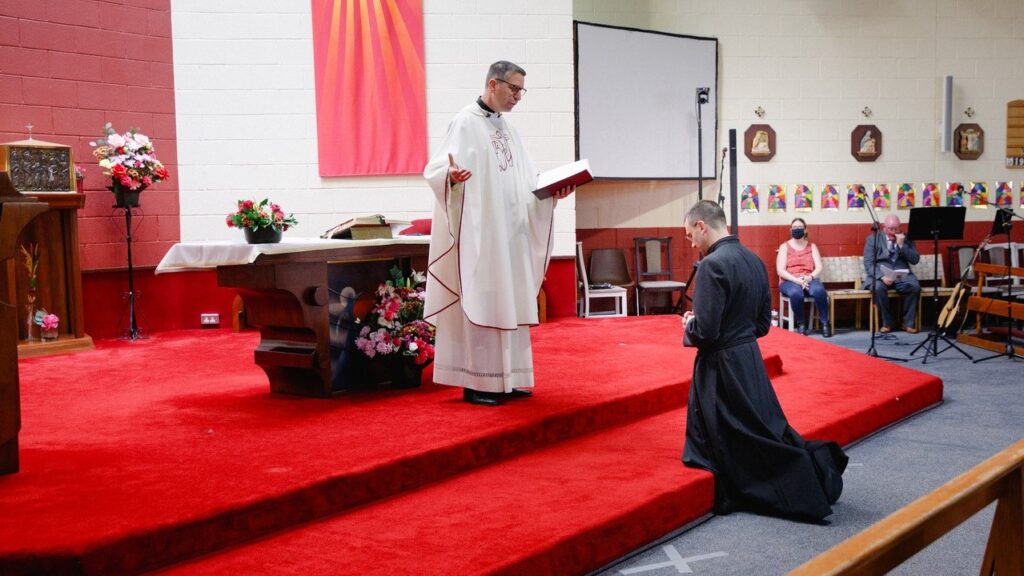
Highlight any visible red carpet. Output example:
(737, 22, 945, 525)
(1, 318, 942, 575)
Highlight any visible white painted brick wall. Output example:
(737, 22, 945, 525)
(171, 0, 577, 256)
(575, 0, 1024, 228)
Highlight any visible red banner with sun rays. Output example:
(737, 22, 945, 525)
(311, 0, 426, 176)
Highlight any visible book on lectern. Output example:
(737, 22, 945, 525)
(321, 214, 392, 240)
(533, 159, 593, 199)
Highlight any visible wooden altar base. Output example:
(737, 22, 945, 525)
(17, 335, 94, 359)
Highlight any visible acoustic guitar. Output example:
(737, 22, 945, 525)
(937, 235, 991, 336)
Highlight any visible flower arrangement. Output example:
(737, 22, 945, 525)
(226, 198, 299, 231)
(38, 312, 59, 331)
(74, 165, 85, 180)
(355, 267, 435, 365)
(91, 123, 169, 191)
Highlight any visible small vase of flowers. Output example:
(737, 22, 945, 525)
(91, 123, 169, 208)
(355, 266, 435, 388)
(226, 198, 299, 244)
(36, 310, 60, 341)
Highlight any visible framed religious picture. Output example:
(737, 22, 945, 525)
(744, 124, 775, 162)
(954, 123, 984, 160)
(851, 125, 881, 161)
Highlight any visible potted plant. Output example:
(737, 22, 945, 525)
(354, 267, 434, 388)
(91, 123, 169, 208)
(226, 198, 299, 244)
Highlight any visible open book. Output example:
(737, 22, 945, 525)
(879, 264, 910, 281)
(321, 214, 392, 240)
(533, 159, 593, 199)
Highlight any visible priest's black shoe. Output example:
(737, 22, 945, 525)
(822, 324, 833, 338)
(463, 388, 502, 406)
(508, 388, 533, 398)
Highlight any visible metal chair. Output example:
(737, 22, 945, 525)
(576, 242, 627, 318)
(633, 236, 687, 315)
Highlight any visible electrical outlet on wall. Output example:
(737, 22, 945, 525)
(200, 313, 220, 326)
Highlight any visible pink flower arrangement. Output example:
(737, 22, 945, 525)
(91, 123, 169, 191)
(40, 313, 59, 330)
(355, 267, 435, 365)
(226, 198, 299, 232)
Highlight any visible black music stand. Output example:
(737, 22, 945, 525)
(974, 208, 1024, 363)
(909, 206, 969, 362)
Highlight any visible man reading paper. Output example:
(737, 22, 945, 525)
(863, 214, 921, 333)
(423, 61, 573, 406)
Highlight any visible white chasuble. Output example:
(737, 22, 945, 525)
(423, 103, 555, 392)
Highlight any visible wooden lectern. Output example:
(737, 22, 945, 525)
(0, 173, 47, 474)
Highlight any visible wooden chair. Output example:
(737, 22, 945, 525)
(633, 237, 686, 315)
(576, 242, 627, 318)
(589, 248, 634, 313)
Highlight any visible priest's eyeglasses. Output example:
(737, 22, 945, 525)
(496, 78, 527, 95)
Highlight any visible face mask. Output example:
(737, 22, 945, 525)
(791, 228, 805, 239)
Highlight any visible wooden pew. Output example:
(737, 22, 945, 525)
(957, 262, 1024, 356)
(789, 439, 1024, 575)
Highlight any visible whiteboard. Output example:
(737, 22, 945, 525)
(575, 22, 718, 179)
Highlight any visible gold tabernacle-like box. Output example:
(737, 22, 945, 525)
(0, 138, 76, 194)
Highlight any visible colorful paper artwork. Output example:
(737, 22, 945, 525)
(970, 182, 988, 208)
(946, 182, 965, 207)
(767, 184, 786, 212)
(793, 184, 813, 212)
(995, 182, 1013, 207)
(921, 183, 940, 207)
(741, 185, 760, 213)
(872, 184, 891, 209)
(821, 184, 839, 211)
(847, 184, 866, 211)
(897, 183, 915, 209)
(1020, 182, 1024, 208)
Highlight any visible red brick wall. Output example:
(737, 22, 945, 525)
(0, 0, 178, 271)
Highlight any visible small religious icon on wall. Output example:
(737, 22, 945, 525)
(744, 124, 775, 162)
(954, 123, 984, 160)
(851, 125, 881, 162)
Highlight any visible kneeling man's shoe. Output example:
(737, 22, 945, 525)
(508, 388, 533, 398)
(463, 389, 502, 406)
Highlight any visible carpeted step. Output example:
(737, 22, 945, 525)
(150, 356, 943, 576)
(2, 322, 940, 575)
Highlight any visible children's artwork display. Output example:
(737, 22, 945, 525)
(921, 182, 940, 207)
(821, 184, 840, 211)
(792, 184, 813, 212)
(970, 182, 988, 208)
(897, 183, 915, 209)
(767, 184, 786, 212)
(946, 182, 965, 206)
(994, 181, 1013, 207)
(741, 185, 760, 213)
(847, 184, 866, 211)
(872, 183, 891, 209)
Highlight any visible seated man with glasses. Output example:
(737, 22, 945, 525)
(863, 214, 921, 333)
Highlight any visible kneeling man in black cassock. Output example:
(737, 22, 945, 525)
(680, 200, 848, 523)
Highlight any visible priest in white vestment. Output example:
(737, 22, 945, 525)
(423, 61, 571, 406)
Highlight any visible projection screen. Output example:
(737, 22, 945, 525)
(575, 22, 718, 179)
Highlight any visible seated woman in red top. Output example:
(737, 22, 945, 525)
(776, 217, 831, 337)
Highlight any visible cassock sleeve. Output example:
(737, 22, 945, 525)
(685, 258, 726, 348)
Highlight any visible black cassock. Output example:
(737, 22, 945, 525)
(682, 236, 848, 523)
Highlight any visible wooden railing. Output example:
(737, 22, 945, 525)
(789, 438, 1024, 575)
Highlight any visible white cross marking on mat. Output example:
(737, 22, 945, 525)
(619, 545, 727, 574)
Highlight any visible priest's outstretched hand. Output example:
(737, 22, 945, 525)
(448, 153, 472, 185)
